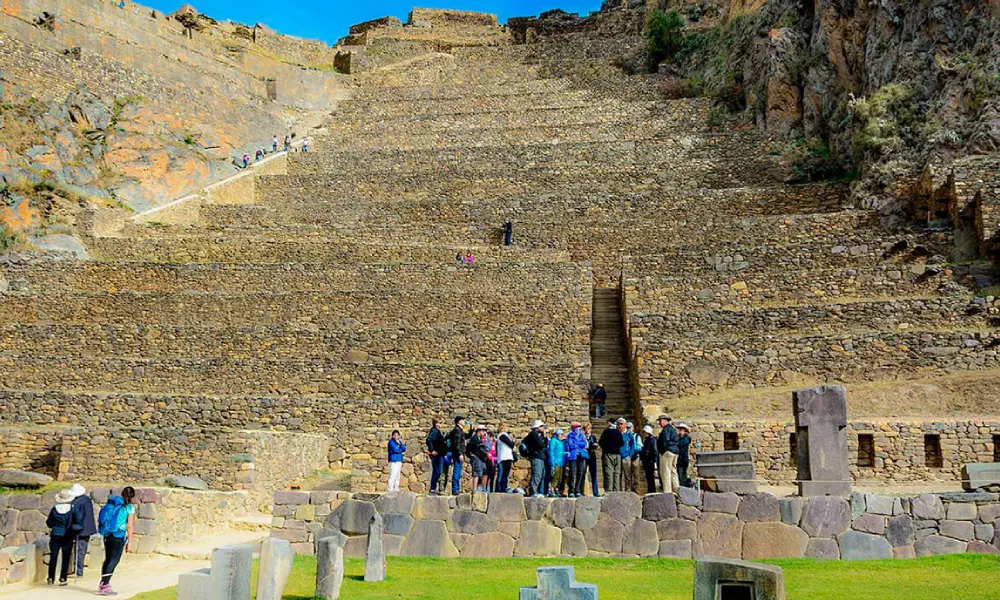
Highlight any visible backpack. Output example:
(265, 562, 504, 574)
(98, 496, 128, 538)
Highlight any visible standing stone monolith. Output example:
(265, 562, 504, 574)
(316, 536, 345, 600)
(256, 537, 294, 600)
(793, 385, 851, 497)
(520, 566, 598, 600)
(176, 568, 212, 600)
(210, 544, 252, 600)
(364, 512, 386, 582)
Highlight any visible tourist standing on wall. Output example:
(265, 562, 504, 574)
(640, 425, 658, 494)
(522, 420, 548, 497)
(657, 415, 680, 495)
(676, 423, 692, 488)
(599, 419, 625, 492)
(425, 419, 447, 495)
(485, 431, 498, 492)
(495, 424, 516, 493)
(69, 484, 97, 578)
(583, 423, 600, 497)
(621, 422, 640, 494)
(547, 429, 568, 497)
(45, 489, 77, 586)
(387, 430, 406, 492)
(447, 417, 469, 495)
(466, 425, 490, 493)
(565, 422, 588, 497)
(97, 486, 136, 596)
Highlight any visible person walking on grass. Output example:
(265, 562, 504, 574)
(621, 422, 641, 493)
(583, 423, 600, 497)
(97, 486, 136, 596)
(69, 483, 97, 579)
(599, 418, 625, 492)
(566, 422, 587, 497)
(495, 423, 516, 493)
(640, 425, 658, 494)
(387, 430, 406, 492)
(425, 418, 447, 495)
(448, 416, 470, 495)
(547, 429, 568, 497)
(657, 415, 680, 495)
(46, 489, 77, 586)
(522, 420, 548, 497)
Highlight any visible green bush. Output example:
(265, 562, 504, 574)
(786, 138, 851, 183)
(0, 222, 20, 253)
(646, 9, 685, 70)
(849, 84, 918, 163)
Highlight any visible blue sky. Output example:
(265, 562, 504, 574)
(144, 1, 603, 45)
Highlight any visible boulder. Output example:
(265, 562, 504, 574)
(737, 493, 780, 522)
(461, 531, 514, 558)
(911, 494, 945, 520)
(800, 496, 851, 538)
(574, 497, 601, 530)
(837, 531, 892, 560)
(887, 515, 915, 547)
(516, 521, 562, 556)
(583, 513, 626, 554)
(549, 498, 575, 528)
(967, 541, 1000, 555)
(915, 535, 967, 557)
(0, 470, 52, 488)
(561, 528, 588, 556)
(449, 510, 499, 535)
(163, 475, 208, 491)
(697, 512, 743, 559)
(326, 500, 376, 535)
(486, 493, 525, 522)
(656, 518, 697, 541)
(703, 492, 740, 514)
(658, 539, 693, 558)
(742, 522, 808, 559)
(622, 518, 658, 557)
(374, 491, 416, 515)
(642, 493, 677, 521)
(401, 520, 459, 557)
(601, 492, 641, 525)
(805, 538, 840, 559)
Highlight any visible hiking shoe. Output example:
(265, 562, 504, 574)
(59, 580, 68, 586)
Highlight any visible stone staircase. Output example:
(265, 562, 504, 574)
(590, 288, 633, 428)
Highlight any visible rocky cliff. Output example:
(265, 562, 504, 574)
(0, 0, 350, 252)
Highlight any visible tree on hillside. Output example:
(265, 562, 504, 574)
(175, 12, 204, 39)
(645, 9, 685, 71)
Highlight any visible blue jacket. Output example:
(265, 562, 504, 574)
(548, 438, 568, 467)
(621, 431, 640, 459)
(566, 429, 588, 461)
(388, 439, 406, 463)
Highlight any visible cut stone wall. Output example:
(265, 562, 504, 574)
(269, 489, 1000, 560)
(156, 489, 252, 548)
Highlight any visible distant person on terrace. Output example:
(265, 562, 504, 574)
(425, 418, 447, 495)
(387, 430, 406, 492)
(589, 383, 607, 418)
(495, 423, 516, 493)
(447, 416, 470, 495)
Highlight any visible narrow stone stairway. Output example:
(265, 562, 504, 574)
(590, 288, 633, 428)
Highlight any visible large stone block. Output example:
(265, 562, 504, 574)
(210, 544, 252, 600)
(804, 538, 840, 559)
(520, 566, 598, 600)
(561, 527, 588, 557)
(600, 491, 641, 525)
(364, 514, 386, 582)
(415, 495, 451, 521)
(486, 493, 525, 522)
(837, 531, 892, 560)
(583, 513, 626, 554)
(449, 510, 499, 535)
(678, 486, 702, 507)
(657, 518, 698, 541)
(852, 514, 885, 535)
(463, 531, 515, 558)
(549, 498, 575, 528)
(793, 385, 851, 497)
(962, 463, 1000, 491)
(177, 568, 212, 600)
(516, 521, 562, 557)
(256, 538, 293, 600)
(0, 509, 17, 536)
(574, 497, 601, 530)
(326, 499, 376, 535)
(738, 493, 780, 522)
(887, 515, 915, 547)
(864, 494, 895, 516)
(642, 493, 677, 521)
(659, 539, 693, 558)
(800, 496, 851, 538)
(401, 520, 459, 557)
(16, 510, 47, 533)
(383, 513, 414, 537)
(697, 512, 743, 559)
(915, 535, 968, 557)
(0, 470, 52, 488)
(742, 522, 808, 560)
(967, 541, 1000, 555)
(315, 538, 344, 600)
(946, 503, 977, 521)
(693, 558, 785, 600)
(940, 520, 975, 541)
(525, 496, 550, 521)
(703, 492, 740, 515)
(374, 491, 416, 515)
(911, 494, 945, 520)
(623, 518, 658, 557)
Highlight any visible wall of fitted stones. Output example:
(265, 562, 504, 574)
(0, 488, 160, 587)
(156, 489, 251, 548)
(268, 489, 1000, 560)
(0, 428, 63, 475)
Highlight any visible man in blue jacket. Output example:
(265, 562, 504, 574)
(69, 484, 98, 578)
(620, 422, 641, 493)
(656, 415, 680, 494)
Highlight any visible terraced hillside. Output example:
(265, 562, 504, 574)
(2, 20, 998, 492)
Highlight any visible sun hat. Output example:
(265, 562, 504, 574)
(616, 418, 626, 424)
(657, 414, 670, 421)
(676, 423, 690, 431)
(643, 425, 654, 434)
(627, 422, 634, 429)
(55, 489, 75, 504)
(531, 420, 545, 429)
(554, 429, 565, 435)
(475, 424, 487, 431)
(69, 483, 86, 498)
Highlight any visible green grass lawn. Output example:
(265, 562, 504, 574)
(135, 554, 1000, 600)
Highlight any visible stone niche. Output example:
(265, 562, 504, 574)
(693, 558, 785, 600)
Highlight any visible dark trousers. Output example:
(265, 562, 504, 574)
(48, 535, 73, 582)
(429, 455, 444, 493)
(497, 460, 513, 492)
(486, 461, 496, 492)
(678, 463, 689, 488)
(643, 460, 658, 495)
(569, 458, 586, 494)
(542, 460, 551, 495)
(75, 535, 91, 576)
(451, 458, 464, 495)
(586, 455, 599, 495)
(100, 536, 126, 585)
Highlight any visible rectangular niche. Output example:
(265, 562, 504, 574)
(857, 433, 874, 468)
(924, 434, 943, 469)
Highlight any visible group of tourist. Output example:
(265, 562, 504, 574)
(389, 414, 694, 497)
(454, 251, 475, 265)
(44, 484, 136, 595)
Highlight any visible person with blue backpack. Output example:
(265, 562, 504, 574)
(96, 486, 136, 596)
(45, 489, 78, 586)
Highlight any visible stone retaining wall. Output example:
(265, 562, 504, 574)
(268, 489, 1000, 560)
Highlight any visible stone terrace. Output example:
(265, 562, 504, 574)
(2, 23, 999, 493)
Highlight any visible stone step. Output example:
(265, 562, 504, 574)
(348, 79, 573, 102)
